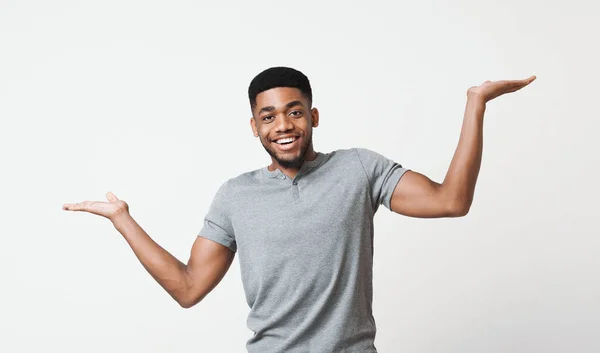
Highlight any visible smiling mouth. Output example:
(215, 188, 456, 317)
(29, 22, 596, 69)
(272, 136, 300, 151)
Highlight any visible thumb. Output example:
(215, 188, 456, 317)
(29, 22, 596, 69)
(106, 192, 119, 202)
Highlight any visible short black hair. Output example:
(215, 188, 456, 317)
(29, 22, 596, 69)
(248, 66, 312, 111)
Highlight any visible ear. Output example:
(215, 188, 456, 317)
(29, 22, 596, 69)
(250, 117, 258, 137)
(310, 108, 319, 128)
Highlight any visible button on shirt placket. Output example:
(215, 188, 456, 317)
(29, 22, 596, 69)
(291, 166, 306, 200)
(279, 173, 301, 200)
(291, 178, 299, 200)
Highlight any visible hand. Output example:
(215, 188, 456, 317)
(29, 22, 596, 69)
(467, 75, 536, 103)
(63, 192, 129, 222)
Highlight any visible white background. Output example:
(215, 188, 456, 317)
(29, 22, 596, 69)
(1, 1, 598, 352)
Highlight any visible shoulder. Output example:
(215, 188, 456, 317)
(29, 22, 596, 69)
(321, 148, 372, 180)
(327, 147, 365, 161)
(315, 147, 387, 167)
(222, 169, 261, 190)
(351, 147, 384, 161)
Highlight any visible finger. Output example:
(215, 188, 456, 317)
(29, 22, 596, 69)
(521, 76, 536, 87)
(505, 84, 527, 94)
(495, 78, 530, 94)
(62, 202, 87, 211)
(497, 76, 533, 87)
(106, 192, 118, 202)
(509, 76, 536, 91)
(513, 76, 536, 87)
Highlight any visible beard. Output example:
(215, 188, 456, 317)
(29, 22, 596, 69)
(260, 133, 312, 170)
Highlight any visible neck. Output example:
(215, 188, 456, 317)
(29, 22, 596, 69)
(268, 147, 318, 178)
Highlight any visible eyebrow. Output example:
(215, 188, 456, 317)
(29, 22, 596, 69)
(258, 100, 304, 115)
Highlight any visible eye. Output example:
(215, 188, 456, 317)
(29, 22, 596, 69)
(262, 115, 274, 122)
(289, 110, 302, 117)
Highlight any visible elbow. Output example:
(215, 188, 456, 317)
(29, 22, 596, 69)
(175, 292, 197, 309)
(177, 292, 204, 309)
(176, 272, 203, 309)
(453, 205, 470, 217)
(178, 299, 194, 309)
(440, 186, 472, 218)
(447, 199, 471, 217)
(178, 297, 200, 309)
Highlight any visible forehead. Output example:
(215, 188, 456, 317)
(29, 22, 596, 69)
(255, 87, 306, 108)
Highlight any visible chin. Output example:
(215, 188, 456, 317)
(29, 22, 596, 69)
(261, 136, 309, 168)
(276, 151, 305, 168)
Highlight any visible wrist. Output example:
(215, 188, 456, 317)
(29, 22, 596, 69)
(466, 93, 487, 107)
(111, 210, 134, 229)
(464, 95, 487, 122)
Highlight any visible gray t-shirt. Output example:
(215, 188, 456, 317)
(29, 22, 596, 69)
(198, 148, 409, 353)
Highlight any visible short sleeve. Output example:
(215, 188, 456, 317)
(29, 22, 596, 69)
(354, 148, 410, 213)
(197, 181, 237, 252)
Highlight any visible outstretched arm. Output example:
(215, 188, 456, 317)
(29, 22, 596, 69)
(390, 76, 536, 218)
(63, 193, 235, 308)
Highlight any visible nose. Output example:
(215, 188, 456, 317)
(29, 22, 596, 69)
(274, 114, 294, 132)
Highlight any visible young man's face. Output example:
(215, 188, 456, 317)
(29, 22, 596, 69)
(250, 87, 319, 170)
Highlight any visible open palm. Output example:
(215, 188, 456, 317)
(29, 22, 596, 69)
(63, 192, 129, 220)
(468, 75, 536, 103)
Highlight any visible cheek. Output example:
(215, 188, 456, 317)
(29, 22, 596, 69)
(258, 129, 271, 142)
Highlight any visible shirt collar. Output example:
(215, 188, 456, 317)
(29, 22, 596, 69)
(262, 152, 325, 179)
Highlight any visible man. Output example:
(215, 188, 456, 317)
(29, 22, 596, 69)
(63, 67, 535, 352)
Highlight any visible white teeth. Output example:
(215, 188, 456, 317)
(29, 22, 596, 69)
(276, 137, 297, 144)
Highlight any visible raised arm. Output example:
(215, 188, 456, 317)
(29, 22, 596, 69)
(63, 192, 235, 308)
(390, 76, 536, 218)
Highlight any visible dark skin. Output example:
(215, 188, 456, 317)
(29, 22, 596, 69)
(62, 75, 536, 309)
(248, 77, 537, 217)
(250, 87, 319, 179)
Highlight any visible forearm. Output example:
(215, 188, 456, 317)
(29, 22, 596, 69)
(441, 95, 486, 214)
(110, 212, 191, 306)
